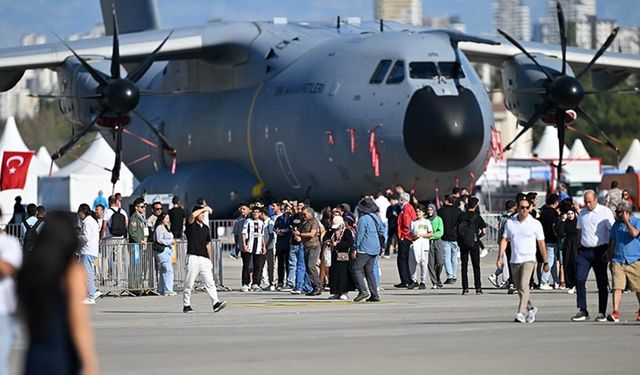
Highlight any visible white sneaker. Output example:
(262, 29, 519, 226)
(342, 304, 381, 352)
(514, 312, 526, 323)
(93, 290, 103, 299)
(480, 249, 489, 258)
(488, 274, 498, 288)
(539, 283, 553, 290)
(163, 291, 178, 296)
(241, 285, 250, 292)
(339, 294, 349, 300)
(267, 285, 276, 291)
(567, 287, 576, 294)
(82, 298, 95, 305)
(526, 306, 538, 323)
(251, 285, 262, 292)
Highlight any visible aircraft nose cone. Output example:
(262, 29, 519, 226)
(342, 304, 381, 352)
(403, 87, 485, 172)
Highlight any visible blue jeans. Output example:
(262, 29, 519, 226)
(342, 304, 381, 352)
(442, 241, 459, 280)
(374, 256, 380, 288)
(0, 315, 14, 375)
(288, 244, 312, 292)
(576, 245, 609, 315)
(155, 247, 174, 295)
(80, 255, 96, 300)
(541, 243, 557, 285)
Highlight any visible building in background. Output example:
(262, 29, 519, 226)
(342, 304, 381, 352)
(423, 15, 466, 33)
(375, 0, 422, 26)
(493, 0, 531, 41)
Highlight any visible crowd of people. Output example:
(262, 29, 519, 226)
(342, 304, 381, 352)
(1, 180, 640, 373)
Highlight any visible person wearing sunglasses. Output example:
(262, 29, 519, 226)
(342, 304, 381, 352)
(497, 197, 550, 323)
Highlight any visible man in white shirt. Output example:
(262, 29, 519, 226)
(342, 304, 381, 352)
(409, 205, 433, 289)
(572, 190, 615, 322)
(498, 197, 549, 323)
(78, 204, 100, 304)
(0, 230, 22, 374)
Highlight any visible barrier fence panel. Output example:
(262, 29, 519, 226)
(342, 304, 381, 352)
(482, 213, 501, 249)
(97, 238, 226, 296)
(210, 219, 236, 252)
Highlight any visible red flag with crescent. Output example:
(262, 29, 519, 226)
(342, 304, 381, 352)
(1, 151, 34, 191)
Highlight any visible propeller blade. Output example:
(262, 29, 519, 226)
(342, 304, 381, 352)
(53, 32, 108, 86)
(497, 29, 552, 80)
(556, 108, 566, 178)
(556, 2, 568, 75)
(51, 110, 106, 160)
(574, 107, 618, 152)
(504, 105, 550, 151)
(132, 109, 177, 155)
(139, 89, 197, 96)
(111, 127, 123, 185)
(28, 93, 103, 99)
(511, 88, 548, 95)
(577, 27, 620, 79)
(125, 31, 174, 83)
(110, 6, 121, 79)
(585, 87, 639, 95)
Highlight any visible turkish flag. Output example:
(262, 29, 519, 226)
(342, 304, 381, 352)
(1, 151, 34, 191)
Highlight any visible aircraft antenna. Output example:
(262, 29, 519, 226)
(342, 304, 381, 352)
(336, 16, 340, 30)
(380, 19, 384, 32)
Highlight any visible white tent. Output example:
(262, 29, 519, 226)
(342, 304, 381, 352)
(569, 139, 591, 159)
(620, 138, 640, 171)
(532, 127, 571, 159)
(38, 134, 135, 211)
(0, 116, 37, 223)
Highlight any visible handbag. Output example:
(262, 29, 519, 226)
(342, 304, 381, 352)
(336, 252, 350, 262)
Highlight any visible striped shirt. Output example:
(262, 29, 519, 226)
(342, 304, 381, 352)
(243, 218, 265, 254)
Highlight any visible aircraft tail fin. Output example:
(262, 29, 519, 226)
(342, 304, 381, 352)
(99, 0, 161, 35)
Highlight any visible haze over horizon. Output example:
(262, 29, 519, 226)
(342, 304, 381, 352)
(0, 0, 638, 48)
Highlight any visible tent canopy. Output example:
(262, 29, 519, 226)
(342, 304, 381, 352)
(620, 138, 640, 171)
(533, 127, 571, 159)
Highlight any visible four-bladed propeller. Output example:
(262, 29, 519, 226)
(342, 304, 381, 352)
(501, 2, 622, 179)
(47, 6, 176, 185)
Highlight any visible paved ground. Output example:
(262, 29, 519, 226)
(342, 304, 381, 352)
(9, 253, 640, 374)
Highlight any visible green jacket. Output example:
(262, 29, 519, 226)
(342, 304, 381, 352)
(429, 216, 444, 241)
(128, 213, 146, 243)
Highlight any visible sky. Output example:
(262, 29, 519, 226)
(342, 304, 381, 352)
(0, 0, 638, 48)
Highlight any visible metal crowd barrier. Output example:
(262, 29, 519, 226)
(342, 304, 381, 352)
(210, 219, 236, 252)
(96, 238, 227, 296)
(482, 213, 501, 249)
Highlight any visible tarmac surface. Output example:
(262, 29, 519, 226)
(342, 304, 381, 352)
(9, 252, 640, 375)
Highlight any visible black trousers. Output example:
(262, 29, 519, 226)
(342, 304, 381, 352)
(385, 228, 398, 256)
(241, 252, 265, 286)
(397, 239, 412, 285)
(460, 244, 481, 290)
(276, 245, 289, 286)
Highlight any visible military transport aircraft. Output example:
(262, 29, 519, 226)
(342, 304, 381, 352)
(0, 0, 639, 215)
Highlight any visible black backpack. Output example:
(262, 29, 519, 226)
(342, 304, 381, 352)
(109, 208, 127, 237)
(456, 215, 477, 248)
(22, 219, 43, 253)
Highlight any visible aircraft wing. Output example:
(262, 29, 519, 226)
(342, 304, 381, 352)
(459, 38, 640, 89)
(0, 22, 260, 91)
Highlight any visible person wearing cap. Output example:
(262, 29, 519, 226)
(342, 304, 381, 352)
(328, 215, 356, 300)
(604, 201, 640, 322)
(353, 198, 385, 302)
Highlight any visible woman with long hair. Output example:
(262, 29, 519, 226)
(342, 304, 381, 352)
(17, 212, 98, 374)
(154, 212, 176, 296)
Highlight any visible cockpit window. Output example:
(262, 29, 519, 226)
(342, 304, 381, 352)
(409, 61, 465, 79)
(386, 60, 405, 84)
(409, 62, 438, 79)
(369, 59, 392, 84)
(439, 62, 465, 79)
